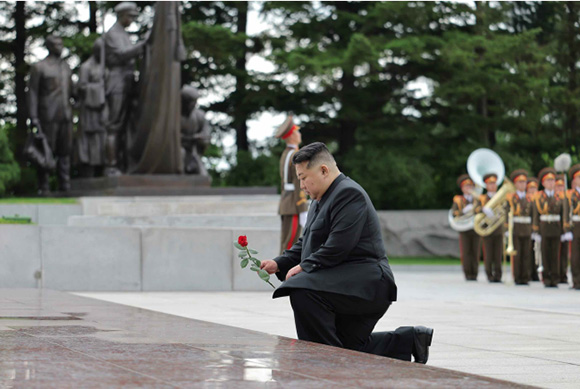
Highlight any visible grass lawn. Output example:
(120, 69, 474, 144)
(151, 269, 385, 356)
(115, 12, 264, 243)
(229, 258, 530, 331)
(0, 198, 78, 204)
(388, 257, 460, 265)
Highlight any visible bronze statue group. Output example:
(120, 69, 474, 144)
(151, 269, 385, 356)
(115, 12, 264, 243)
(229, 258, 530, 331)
(26, 2, 209, 195)
(451, 149, 580, 290)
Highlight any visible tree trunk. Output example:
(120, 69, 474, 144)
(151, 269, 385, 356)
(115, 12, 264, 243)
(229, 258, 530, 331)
(233, 2, 249, 152)
(88, 1, 98, 34)
(337, 71, 357, 159)
(565, 2, 577, 148)
(13, 1, 27, 162)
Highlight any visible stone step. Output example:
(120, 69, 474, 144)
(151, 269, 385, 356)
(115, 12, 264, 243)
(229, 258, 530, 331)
(68, 214, 281, 228)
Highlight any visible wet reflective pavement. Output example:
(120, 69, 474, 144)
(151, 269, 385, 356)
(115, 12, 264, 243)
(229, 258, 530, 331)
(0, 289, 533, 388)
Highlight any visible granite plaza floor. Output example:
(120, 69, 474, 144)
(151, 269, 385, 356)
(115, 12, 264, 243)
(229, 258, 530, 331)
(80, 265, 580, 389)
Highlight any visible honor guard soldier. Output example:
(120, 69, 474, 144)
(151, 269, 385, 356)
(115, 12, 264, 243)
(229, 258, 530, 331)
(275, 116, 309, 254)
(527, 177, 540, 281)
(451, 174, 480, 280)
(532, 168, 571, 287)
(506, 170, 533, 285)
(475, 173, 504, 282)
(555, 174, 570, 284)
(567, 164, 580, 290)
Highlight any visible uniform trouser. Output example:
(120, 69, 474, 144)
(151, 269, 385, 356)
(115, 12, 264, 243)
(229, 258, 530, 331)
(559, 241, 569, 283)
(483, 232, 503, 282)
(289, 288, 414, 361)
(512, 235, 531, 284)
(280, 215, 302, 255)
(39, 120, 73, 191)
(459, 230, 480, 280)
(541, 236, 560, 287)
(570, 226, 580, 289)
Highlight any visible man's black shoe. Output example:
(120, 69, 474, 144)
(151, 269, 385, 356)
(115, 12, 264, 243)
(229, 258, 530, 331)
(412, 326, 433, 364)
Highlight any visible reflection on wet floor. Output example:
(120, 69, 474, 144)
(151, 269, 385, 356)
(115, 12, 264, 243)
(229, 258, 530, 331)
(0, 289, 532, 388)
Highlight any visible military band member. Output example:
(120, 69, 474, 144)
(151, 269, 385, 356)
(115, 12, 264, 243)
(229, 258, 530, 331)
(475, 173, 504, 282)
(452, 174, 480, 281)
(532, 168, 571, 287)
(506, 170, 533, 285)
(567, 164, 580, 290)
(527, 177, 540, 281)
(555, 174, 570, 284)
(275, 116, 309, 255)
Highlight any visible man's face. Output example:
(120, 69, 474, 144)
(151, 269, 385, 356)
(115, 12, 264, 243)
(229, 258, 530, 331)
(527, 186, 538, 196)
(555, 183, 565, 194)
(515, 181, 527, 192)
(486, 182, 498, 193)
(461, 184, 473, 196)
(296, 161, 326, 201)
(46, 38, 63, 57)
(543, 178, 555, 191)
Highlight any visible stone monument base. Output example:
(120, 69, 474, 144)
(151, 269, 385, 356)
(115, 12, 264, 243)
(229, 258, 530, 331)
(69, 174, 275, 196)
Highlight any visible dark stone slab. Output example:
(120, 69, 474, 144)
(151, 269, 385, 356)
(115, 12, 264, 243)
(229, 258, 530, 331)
(0, 289, 535, 388)
(68, 175, 277, 196)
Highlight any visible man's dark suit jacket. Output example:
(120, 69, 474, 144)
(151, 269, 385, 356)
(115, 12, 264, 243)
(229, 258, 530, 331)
(273, 174, 397, 302)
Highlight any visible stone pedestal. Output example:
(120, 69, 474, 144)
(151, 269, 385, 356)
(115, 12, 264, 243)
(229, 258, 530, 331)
(70, 174, 211, 196)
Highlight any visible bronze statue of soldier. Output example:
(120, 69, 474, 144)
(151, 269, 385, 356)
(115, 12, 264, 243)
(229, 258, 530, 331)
(103, 1, 148, 176)
(180, 84, 210, 175)
(27, 34, 73, 195)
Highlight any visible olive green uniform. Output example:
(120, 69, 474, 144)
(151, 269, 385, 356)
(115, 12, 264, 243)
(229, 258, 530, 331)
(475, 194, 504, 282)
(279, 147, 309, 254)
(507, 192, 533, 284)
(452, 194, 480, 280)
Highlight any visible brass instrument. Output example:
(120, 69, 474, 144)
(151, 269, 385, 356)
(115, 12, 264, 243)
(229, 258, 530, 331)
(448, 186, 480, 232)
(474, 178, 516, 237)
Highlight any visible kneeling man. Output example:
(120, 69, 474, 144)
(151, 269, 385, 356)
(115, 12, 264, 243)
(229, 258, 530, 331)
(260, 142, 433, 363)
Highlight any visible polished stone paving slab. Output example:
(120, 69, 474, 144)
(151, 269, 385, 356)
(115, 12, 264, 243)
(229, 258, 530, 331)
(79, 266, 580, 389)
(1, 288, 530, 388)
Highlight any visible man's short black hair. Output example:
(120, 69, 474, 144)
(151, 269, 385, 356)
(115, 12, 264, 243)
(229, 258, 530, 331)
(292, 142, 335, 168)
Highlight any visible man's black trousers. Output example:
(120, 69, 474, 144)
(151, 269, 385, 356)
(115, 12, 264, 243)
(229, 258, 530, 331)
(289, 287, 414, 361)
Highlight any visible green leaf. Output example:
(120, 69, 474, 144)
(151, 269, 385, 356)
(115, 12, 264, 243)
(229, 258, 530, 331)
(250, 266, 260, 272)
(249, 249, 259, 254)
(240, 258, 249, 268)
(234, 242, 243, 250)
(258, 269, 270, 281)
(238, 251, 248, 258)
(249, 257, 261, 267)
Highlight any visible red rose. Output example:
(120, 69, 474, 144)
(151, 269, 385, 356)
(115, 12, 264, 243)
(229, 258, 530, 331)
(238, 235, 248, 247)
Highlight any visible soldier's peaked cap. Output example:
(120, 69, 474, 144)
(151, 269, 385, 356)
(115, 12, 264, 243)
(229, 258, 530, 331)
(115, 2, 139, 15)
(510, 169, 529, 183)
(274, 116, 298, 139)
(538, 167, 557, 182)
(457, 174, 473, 188)
(569, 164, 580, 181)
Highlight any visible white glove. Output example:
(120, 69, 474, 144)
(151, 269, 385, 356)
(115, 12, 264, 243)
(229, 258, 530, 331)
(462, 204, 474, 214)
(483, 206, 494, 218)
(562, 231, 573, 242)
(532, 233, 542, 242)
(299, 211, 308, 228)
(504, 231, 509, 239)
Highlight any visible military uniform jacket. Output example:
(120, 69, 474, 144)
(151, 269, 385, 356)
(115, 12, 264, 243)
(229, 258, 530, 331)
(278, 147, 309, 216)
(28, 56, 73, 124)
(567, 189, 580, 231)
(474, 193, 503, 236)
(452, 194, 474, 226)
(273, 174, 397, 302)
(507, 192, 533, 237)
(532, 191, 570, 238)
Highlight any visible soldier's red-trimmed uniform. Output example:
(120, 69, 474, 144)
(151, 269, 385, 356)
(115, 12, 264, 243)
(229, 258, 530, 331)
(555, 174, 570, 284)
(275, 116, 309, 254)
(474, 173, 504, 282)
(567, 164, 580, 290)
(532, 168, 571, 287)
(527, 177, 540, 281)
(451, 174, 480, 280)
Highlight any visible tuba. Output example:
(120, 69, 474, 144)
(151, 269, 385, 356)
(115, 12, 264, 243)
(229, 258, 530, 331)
(467, 148, 516, 237)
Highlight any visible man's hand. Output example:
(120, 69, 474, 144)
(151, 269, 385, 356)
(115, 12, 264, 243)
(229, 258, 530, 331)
(482, 206, 495, 218)
(260, 260, 279, 275)
(286, 265, 303, 280)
